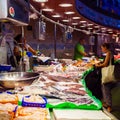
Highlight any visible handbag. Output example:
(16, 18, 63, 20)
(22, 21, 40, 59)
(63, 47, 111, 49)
(101, 55, 116, 84)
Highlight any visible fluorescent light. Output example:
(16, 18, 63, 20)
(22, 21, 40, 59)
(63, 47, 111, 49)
(101, 27, 106, 30)
(59, 3, 72, 7)
(42, 8, 54, 12)
(108, 31, 113, 33)
(72, 23, 78, 25)
(62, 19, 69, 22)
(80, 20, 86, 23)
(107, 29, 112, 31)
(64, 11, 75, 15)
(87, 23, 93, 26)
(80, 25, 86, 27)
(52, 15, 61, 18)
(33, 0, 48, 2)
(94, 25, 100, 28)
(88, 27, 93, 29)
(72, 17, 80, 19)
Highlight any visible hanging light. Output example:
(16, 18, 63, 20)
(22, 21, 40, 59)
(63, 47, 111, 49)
(33, 0, 48, 2)
(72, 22, 78, 25)
(59, 3, 72, 7)
(62, 19, 69, 22)
(64, 11, 75, 15)
(52, 14, 61, 18)
(42, 8, 54, 12)
(72, 17, 80, 20)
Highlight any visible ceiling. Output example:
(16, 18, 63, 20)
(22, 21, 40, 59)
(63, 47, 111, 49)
(30, 0, 119, 35)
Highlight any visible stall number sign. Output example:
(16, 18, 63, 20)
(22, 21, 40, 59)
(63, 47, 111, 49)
(9, 7, 15, 17)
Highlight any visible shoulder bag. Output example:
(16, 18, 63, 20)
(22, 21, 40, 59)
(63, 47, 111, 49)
(101, 55, 116, 84)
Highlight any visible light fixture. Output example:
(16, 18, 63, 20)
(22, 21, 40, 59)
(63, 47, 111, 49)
(108, 31, 113, 33)
(52, 14, 61, 18)
(117, 32, 120, 35)
(88, 27, 93, 30)
(101, 27, 106, 30)
(80, 20, 86, 23)
(33, 0, 48, 2)
(87, 23, 93, 26)
(94, 25, 100, 28)
(42, 8, 54, 12)
(59, 3, 72, 7)
(62, 19, 69, 22)
(64, 11, 75, 15)
(72, 23, 78, 25)
(80, 25, 86, 28)
(72, 17, 80, 19)
(107, 29, 112, 31)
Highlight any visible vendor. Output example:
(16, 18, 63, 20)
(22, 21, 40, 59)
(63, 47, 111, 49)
(74, 38, 87, 60)
(11, 34, 37, 67)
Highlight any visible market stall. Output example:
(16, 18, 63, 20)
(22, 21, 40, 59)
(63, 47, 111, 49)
(0, 0, 120, 120)
(0, 59, 118, 120)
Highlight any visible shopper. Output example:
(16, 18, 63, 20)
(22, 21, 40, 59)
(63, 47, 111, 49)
(95, 43, 116, 112)
(74, 38, 87, 60)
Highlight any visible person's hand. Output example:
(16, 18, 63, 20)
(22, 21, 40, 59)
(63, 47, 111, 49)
(95, 62, 101, 67)
(84, 52, 88, 56)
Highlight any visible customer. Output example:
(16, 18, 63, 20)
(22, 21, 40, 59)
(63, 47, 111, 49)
(95, 43, 115, 112)
(74, 38, 87, 60)
(13, 34, 37, 65)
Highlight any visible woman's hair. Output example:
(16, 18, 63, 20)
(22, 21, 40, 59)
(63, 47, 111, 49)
(14, 34, 22, 43)
(101, 43, 110, 50)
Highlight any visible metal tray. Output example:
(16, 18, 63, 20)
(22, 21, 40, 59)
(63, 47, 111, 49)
(0, 72, 39, 89)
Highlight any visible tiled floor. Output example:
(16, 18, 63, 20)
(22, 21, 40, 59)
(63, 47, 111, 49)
(111, 85, 120, 119)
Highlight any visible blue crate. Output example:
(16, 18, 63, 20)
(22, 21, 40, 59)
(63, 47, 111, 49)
(22, 95, 47, 108)
(0, 65, 11, 71)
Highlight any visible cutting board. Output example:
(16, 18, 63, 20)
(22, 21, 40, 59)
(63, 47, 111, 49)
(53, 109, 111, 120)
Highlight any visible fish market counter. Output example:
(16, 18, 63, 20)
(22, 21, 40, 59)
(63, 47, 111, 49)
(0, 59, 118, 120)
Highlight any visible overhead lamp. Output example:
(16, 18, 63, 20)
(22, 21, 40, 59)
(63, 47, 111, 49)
(88, 27, 93, 30)
(72, 23, 78, 25)
(42, 8, 54, 12)
(72, 17, 80, 19)
(107, 29, 112, 31)
(108, 31, 113, 33)
(64, 11, 75, 15)
(62, 19, 69, 22)
(101, 27, 106, 30)
(52, 14, 61, 18)
(80, 20, 86, 23)
(94, 25, 100, 28)
(112, 34, 117, 37)
(87, 23, 93, 26)
(59, 3, 72, 7)
(80, 25, 86, 28)
(33, 0, 48, 2)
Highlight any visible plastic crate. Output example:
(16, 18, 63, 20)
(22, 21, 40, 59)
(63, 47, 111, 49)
(22, 95, 47, 108)
(0, 65, 11, 72)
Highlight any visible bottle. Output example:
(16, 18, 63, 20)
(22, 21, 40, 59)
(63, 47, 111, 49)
(24, 53, 30, 72)
(50, 51, 55, 60)
(26, 51, 33, 71)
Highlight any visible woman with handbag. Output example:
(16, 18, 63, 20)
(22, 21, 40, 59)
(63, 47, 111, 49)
(95, 43, 116, 112)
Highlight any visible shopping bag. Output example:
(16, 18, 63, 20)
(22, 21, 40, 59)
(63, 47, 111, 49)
(101, 65, 116, 84)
